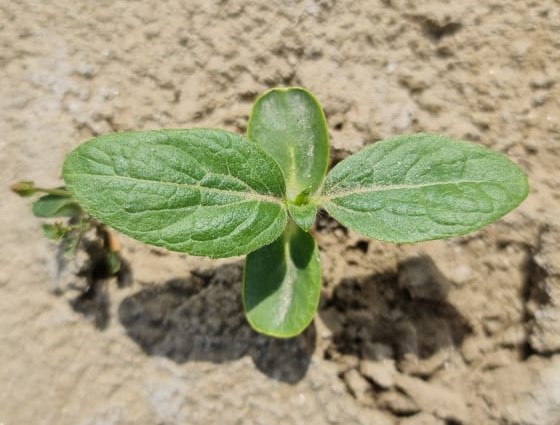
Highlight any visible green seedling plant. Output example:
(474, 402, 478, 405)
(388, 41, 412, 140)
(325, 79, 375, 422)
(20, 88, 528, 338)
(11, 181, 122, 275)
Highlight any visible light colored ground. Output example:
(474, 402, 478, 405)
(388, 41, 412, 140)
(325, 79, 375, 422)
(1, 1, 559, 424)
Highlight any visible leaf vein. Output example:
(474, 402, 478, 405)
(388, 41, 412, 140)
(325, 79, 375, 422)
(66, 173, 284, 205)
(323, 179, 516, 202)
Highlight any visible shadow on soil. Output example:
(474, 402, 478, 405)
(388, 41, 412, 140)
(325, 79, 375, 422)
(56, 230, 133, 331)
(118, 262, 316, 384)
(118, 252, 470, 382)
(320, 256, 472, 361)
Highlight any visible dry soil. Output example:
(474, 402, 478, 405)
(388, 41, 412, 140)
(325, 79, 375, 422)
(1, 1, 560, 424)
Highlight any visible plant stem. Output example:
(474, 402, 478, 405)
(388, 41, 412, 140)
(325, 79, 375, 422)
(35, 187, 72, 197)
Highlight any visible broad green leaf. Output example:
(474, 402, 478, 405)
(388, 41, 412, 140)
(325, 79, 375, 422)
(322, 134, 529, 243)
(247, 87, 329, 200)
(32, 194, 82, 218)
(243, 221, 321, 338)
(63, 129, 288, 258)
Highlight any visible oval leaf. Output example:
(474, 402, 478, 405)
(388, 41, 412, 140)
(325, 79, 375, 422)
(247, 87, 329, 200)
(322, 134, 529, 243)
(243, 221, 321, 338)
(32, 194, 82, 218)
(63, 129, 288, 258)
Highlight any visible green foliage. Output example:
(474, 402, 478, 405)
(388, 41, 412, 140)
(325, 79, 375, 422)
(243, 220, 321, 337)
(42, 223, 72, 241)
(41, 222, 82, 255)
(322, 133, 529, 243)
(11, 181, 37, 197)
(11, 180, 122, 273)
(62, 129, 288, 258)
(11, 181, 72, 198)
(22, 87, 528, 338)
(286, 201, 317, 231)
(33, 194, 82, 218)
(243, 89, 326, 335)
(248, 87, 329, 200)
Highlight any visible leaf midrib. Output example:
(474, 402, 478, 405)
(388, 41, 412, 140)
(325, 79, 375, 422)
(65, 173, 285, 205)
(322, 178, 517, 202)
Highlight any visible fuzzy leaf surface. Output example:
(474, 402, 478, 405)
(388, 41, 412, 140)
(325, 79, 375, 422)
(248, 87, 329, 200)
(63, 129, 288, 258)
(322, 134, 529, 243)
(287, 202, 317, 231)
(243, 221, 321, 338)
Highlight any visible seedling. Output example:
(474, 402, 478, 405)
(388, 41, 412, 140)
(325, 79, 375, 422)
(23, 88, 529, 338)
(11, 181, 122, 275)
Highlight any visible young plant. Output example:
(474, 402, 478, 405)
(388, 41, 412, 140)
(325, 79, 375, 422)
(11, 181, 122, 275)
(59, 87, 528, 338)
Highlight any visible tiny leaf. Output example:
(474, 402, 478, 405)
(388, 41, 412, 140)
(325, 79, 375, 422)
(248, 87, 329, 200)
(32, 194, 82, 218)
(243, 221, 321, 338)
(42, 223, 70, 241)
(322, 134, 529, 243)
(62, 234, 80, 256)
(11, 180, 37, 197)
(287, 202, 317, 231)
(63, 129, 288, 258)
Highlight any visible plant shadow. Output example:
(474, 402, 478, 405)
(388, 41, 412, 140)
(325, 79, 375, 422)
(54, 229, 133, 331)
(118, 262, 316, 384)
(320, 256, 472, 365)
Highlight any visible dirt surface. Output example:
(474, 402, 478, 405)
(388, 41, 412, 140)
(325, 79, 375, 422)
(2, 1, 560, 424)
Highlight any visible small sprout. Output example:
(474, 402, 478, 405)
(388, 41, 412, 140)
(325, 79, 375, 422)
(12, 181, 73, 199)
(103, 226, 122, 275)
(11, 181, 38, 197)
(61, 232, 80, 257)
(42, 223, 72, 241)
(293, 187, 312, 206)
(12, 183, 122, 269)
(18, 88, 530, 338)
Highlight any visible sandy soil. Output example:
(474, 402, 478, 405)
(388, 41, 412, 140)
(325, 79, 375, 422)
(1, 1, 560, 424)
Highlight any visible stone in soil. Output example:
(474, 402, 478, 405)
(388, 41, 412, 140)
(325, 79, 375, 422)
(343, 368, 373, 406)
(359, 359, 395, 390)
(377, 390, 420, 416)
(394, 374, 469, 424)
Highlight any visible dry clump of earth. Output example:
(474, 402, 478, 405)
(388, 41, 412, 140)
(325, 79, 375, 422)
(1, 1, 559, 424)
